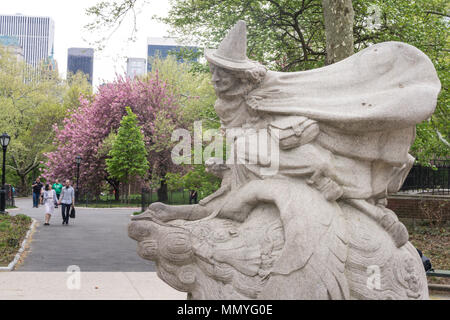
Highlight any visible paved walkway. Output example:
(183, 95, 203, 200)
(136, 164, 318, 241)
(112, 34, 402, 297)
(0, 272, 186, 299)
(10, 198, 156, 272)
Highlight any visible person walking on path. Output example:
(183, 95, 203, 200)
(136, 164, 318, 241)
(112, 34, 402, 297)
(42, 184, 58, 226)
(58, 180, 75, 225)
(32, 178, 43, 208)
(189, 190, 198, 204)
(52, 179, 63, 208)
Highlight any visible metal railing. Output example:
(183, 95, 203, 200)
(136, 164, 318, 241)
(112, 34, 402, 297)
(76, 189, 193, 210)
(141, 188, 193, 212)
(77, 192, 142, 208)
(5, 184, 15, 208)
(400, 160, 449, 195)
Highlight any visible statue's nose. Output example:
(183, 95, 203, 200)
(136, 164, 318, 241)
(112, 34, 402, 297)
(211, 69, 220, 82)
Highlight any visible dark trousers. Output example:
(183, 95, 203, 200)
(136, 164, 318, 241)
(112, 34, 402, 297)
(32, 192, 40, 207)
(55, 194, 60, 208)
(61, 203, 71, 223)
(189, 194, 198, 204)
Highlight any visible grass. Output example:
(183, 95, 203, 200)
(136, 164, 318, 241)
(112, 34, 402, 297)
(0, 214, 32, 266)
(406, 222, 450, 285)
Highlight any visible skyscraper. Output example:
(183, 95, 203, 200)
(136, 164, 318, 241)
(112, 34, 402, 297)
(147, 37, 197, 71)
(0, 14, 55, 67)
(126, 57, 147, 78)
(67, 48, 94, 84)
(0, 35, 24, 61)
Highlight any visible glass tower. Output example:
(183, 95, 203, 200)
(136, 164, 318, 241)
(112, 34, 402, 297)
(67, 48, 94, 84)
(0, 14, 55, 68)
(147, 37, 197, 71)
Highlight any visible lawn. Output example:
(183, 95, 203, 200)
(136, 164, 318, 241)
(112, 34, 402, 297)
(0, 214, 32, 266)
(406, 223, 450, 285)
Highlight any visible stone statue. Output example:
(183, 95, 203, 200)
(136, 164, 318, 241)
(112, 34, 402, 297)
(128, 21, 441, 299)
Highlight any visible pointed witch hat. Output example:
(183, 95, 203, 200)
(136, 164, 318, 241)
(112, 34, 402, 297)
(205, 20, 257, 70)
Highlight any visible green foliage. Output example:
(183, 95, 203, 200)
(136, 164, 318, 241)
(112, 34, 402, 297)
(165, 172, 184, 191)
(0, 45, 92, 194)
(166, 165, 221, 198)
(64, 71, 93, 110)
(97, 131, 117, 160)
(106, 106, 149, 183)
(182, 165, 221, 197)
(147, 55, 219, 130)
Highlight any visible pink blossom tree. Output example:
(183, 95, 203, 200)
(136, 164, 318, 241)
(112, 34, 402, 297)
(43, 74, 181, 200)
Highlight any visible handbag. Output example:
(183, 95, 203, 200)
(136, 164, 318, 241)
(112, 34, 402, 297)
(69, 206, 76, 219)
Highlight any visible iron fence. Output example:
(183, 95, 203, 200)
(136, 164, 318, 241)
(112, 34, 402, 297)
(76, 189, 192, 210)
(5, 184, 15, 208)
(78, 192, 142, 208)
(400, 160, 449, 195)
(141, 188, 192, 212)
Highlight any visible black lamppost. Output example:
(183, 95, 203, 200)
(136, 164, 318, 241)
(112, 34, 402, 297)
(75, 155, 82, 202)
(0, 133, 11, 214)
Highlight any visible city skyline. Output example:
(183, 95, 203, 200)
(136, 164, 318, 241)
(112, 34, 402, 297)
(1, 0, 171, 89)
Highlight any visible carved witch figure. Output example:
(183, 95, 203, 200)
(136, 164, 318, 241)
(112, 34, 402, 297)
(129, 21, 441, 299)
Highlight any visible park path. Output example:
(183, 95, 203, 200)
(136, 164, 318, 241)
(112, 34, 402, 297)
(10, 197, 156, 272)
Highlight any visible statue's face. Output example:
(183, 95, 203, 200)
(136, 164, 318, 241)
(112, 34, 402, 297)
(210, 64, 237, 95)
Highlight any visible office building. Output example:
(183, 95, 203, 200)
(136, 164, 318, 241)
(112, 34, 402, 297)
(0, 35, 24, 61)
(0, 14, 55, 67)
(67, 47, 94, 84)
(147, 37, 197, 71)
(126, 57, 147, 78)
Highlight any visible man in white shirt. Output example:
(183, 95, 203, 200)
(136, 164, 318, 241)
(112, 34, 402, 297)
(58, 179, 75, 225)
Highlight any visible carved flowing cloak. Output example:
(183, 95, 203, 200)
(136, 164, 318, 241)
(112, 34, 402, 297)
(247, 42, 441, 166)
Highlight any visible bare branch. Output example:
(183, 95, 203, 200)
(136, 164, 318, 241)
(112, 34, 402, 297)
(436, 129, 450, 148)
(425, 11, 450, 18)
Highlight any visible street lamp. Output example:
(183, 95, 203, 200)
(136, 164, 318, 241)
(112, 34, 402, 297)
(75, 155, 82, 202)
(0, 133, 11, 214)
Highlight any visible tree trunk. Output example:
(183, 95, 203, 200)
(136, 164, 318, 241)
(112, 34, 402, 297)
(157, 178, 168, 202)
(106, 177, 120, 201)
(114, 186, 120, 201)
(128, 182, 131, 204)
(18, 174, 28, 197)
(322, 0, 355, 65)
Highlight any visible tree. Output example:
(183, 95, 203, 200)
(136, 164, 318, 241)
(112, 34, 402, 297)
(0, 45, 92, 195)
(106, 107, 149, 200)
(181, 165, 221, 199)
(144, 55, 218, 200)
(43, 73, 180, 201)
(146, 55, 218, 130)
(322, 0, 354, 64)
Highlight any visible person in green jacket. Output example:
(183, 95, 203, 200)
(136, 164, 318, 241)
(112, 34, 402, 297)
(52, 179, 63, 208)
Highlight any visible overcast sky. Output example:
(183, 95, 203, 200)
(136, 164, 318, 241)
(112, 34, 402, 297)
(2, 0, 171, 89)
